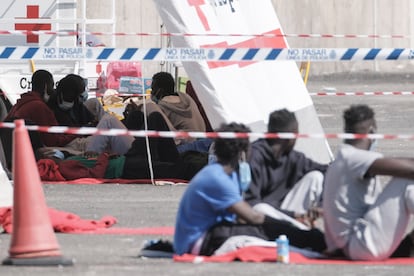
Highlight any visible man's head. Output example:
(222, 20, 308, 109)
(31, 70, 54, 102)
(343, 104, 377, 147)
(56, 74, 86, 110)
(214, 123, 250, 168)
(267, 109, 298, 156)
(151, 72, 175, 101)
(67, 74, 87, 102)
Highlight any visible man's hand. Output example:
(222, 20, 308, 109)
(122, 99, 140, 119)
(294, 207, 323, 228)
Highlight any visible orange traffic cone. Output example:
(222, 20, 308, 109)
(2, 119, 73, 266)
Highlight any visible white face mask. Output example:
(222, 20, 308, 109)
(368, 125, 378, 151)
(43, 92, 50, 102)
(59, 100, 74, 111)
(368, 139, 378, 151)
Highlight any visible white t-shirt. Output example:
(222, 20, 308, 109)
(323, 144, 383, 252)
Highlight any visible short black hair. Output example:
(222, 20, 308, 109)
(57, 74, 85, 102)
(268, 109, 297, 133)
(66, 74, 86, 93)
(152, 72, 175, 95)
(214, 123, 250, 164)
(31, 70, 53, 93)
(343, 104, 375, 133)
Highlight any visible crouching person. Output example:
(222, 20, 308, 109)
(173, 122, 326, 256)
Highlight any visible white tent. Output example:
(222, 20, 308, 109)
(153, 0, 332, 163)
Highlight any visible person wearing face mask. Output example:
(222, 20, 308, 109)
(131, 72, 206, 146)
(170, 122, 326, 256)
(48, 74, 94, 128)
(323, 104, 414, 260)
(121, 110, 205, 180)
(4, 70, 78, 148)
(151, 72, 205, 134)
(244, 109, 328, 229)
(48, 74, 94, 127)
(43, 74, 134, 157)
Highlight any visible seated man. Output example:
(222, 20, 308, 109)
(4, 70, 77, 147)
(41, 76, 133, 157)
(150, 71, 206, 133)
(37, 109, 206, 182)
(174, 123, 326, 256)
(122, 110, 205, 181)
(323, 104, 414, 261)
(48, 74, 94, 127)
(82, 98, 134, 156)
(244, 109, 328, 227)
(125, 72, 209, 149)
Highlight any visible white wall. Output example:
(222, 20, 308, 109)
(80, 0, 168, 77)
(272, 0, 414, 74)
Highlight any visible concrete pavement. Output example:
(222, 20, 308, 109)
(1, 73, 414, 275)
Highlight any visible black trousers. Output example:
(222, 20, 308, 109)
(124, 110, 179, 162)
(199, 216, 327, 256)
(123, 110, 205, 180)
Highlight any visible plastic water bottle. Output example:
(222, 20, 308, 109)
(208, 142, 216, 164)
(276, 234, 289, 264)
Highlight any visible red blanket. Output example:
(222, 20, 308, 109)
(37, 158, 189, 184)
(70, 226, 174, 235)
(0, 207, 116, 233)
(42, 178, 189, 185)
(173, 246, 414, 264)
(37, 157, 108, 181)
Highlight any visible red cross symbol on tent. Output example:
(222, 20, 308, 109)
(188, 0, 210, 31)
(15, 5, 52, 44)
(187, 1, 287, 69)
(203, 29, 287, 69)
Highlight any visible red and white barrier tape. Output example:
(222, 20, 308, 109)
(0, 30, 409, 39)
(4, 91, 413, 99)
(0, 122, 411, 140)
(109, 91, 414, 97)
(308, 91, 414, 96)
(97, 91, 414, 97)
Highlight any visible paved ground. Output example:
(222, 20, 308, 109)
(1, 72, 414, 275)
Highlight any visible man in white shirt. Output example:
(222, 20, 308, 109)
(323, 104, 414, 261)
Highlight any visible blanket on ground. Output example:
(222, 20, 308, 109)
(37, 156, 109, 181)
(69, 226, 174, 235)
(0, 207, 116, 233)
(37, 158, 188, 184)
(173, 246, 414, 264)
(42, 178, 189, 185)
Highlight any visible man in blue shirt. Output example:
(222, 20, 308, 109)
(174, 123, 326, 256)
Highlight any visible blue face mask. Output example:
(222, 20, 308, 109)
(79, 91, 88, 102)
(52, 150, 65, 159)
(151, 94, 159, 104)
(238, 152, 251, 192)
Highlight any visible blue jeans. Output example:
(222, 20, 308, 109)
(177, 138, 213, 153)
